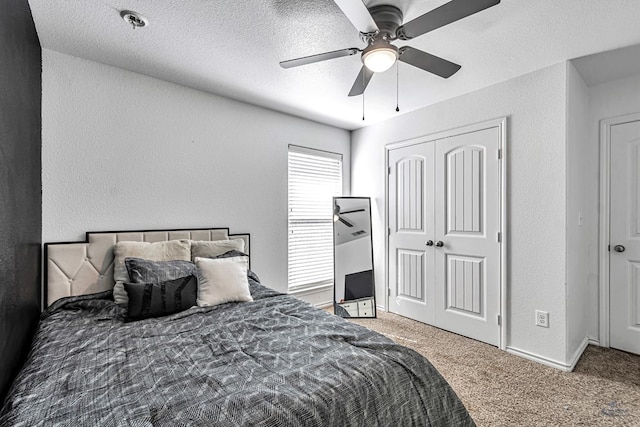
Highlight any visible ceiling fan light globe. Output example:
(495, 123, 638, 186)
(363, 47, 398, 73)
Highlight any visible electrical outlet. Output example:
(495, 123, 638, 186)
(536, 310, 549, 328)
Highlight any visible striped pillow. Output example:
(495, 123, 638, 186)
(124, 275, 197, 320)
(125, 258, 196, 284)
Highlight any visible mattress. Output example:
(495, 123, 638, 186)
(0, 273, 474, 426)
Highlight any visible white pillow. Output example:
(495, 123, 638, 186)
(195, 256, 253, 307)
(190, 238, 245, 261)
(113, 239, 191, 305)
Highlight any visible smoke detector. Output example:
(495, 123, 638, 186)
(120, 10, 148, 30)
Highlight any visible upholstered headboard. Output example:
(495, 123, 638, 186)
(44, 228, 250, 308)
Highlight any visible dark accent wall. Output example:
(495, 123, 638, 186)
(0, 0, 42, 400)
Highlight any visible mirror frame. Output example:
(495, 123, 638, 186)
(333, 196, 376, 318)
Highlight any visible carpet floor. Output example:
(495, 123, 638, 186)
(348, 311, 640, 426)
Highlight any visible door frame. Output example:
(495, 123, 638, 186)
(384, 117, 508, 350)
(598, 112, 640, 348)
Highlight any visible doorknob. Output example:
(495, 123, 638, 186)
(435, 241, 444, 247)
(425, 240, 434, 246)
(614, 245, 626, 253)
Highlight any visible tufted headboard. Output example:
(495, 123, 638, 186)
(44, 228, 250, 308)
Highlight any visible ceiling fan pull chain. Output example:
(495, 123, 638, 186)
(362, 91, 365, 121)
(362, 70, 365, 121)
(396, 61, 400, 112)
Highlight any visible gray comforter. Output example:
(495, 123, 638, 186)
(0, 275, 474, 426)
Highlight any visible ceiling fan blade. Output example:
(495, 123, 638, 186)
(280, 48, 360, 69)
(348, 66, 374, 97)
(398, 47, 461, 78)
(396, 0, 500, 40)
(339, 216, 354, 227)
(340, 209, 365, 215)
(333, 0, 379, 34)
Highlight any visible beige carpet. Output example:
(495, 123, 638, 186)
(348, 311, 640, 426)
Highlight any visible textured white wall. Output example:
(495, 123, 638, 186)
(352, 64, 570, 364)
(586, 72, 640, 340)
(41, 49, 351, 293)
(565, 62, 593, 362)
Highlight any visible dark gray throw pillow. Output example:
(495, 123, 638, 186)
(125, 257, 196, 284)
(124, 275, 197, 320)
(211, 249, 249, 259)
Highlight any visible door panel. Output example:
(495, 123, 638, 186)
(397, 157, 425, 232)
(446, 254, 483, 316)
(434, 128, 500, 346)
(610, 119, 640, 355)
(388, 143, 435, 324)
(630, 263, 640, 328)
(447, 147, 483, 235)
(398, 250, 424, 300)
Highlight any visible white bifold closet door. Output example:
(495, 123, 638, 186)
(388, 126, 501, 346)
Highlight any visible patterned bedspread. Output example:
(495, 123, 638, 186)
(0, 275, 474, 426)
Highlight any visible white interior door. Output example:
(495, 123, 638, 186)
(434, 128, 501, 346)
(388, 142, 435, 325)
(610, 119, 640, 355)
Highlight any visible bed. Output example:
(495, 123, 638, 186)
(0, 227, 474, 426)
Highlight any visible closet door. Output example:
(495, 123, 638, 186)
(388, 142, 435, 324)
(433, 127, 501, 346)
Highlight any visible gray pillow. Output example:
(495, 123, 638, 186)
(113, 239, 191, 306)
(124, 275, 197, 320)
(190, 239, 245, 261)
(125, 257, 196, 284)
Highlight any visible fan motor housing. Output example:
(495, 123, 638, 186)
(368, 5, 403, 38)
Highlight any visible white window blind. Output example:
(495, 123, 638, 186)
(288, 145, 342, 291)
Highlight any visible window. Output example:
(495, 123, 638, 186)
(288, 145, 343, 291)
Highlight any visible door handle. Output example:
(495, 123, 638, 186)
(425, 240, 434, 246)
(614, 245, 626, 253)
(435, 241, 444, 247)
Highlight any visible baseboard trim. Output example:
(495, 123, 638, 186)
(507, 337, 590, 372)
(566, 337, 590, 371)
(506, 346, 574, 372)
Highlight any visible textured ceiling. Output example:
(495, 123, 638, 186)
(28, 0, 640, 130)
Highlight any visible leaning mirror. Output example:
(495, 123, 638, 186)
(333, 197, 375, 318)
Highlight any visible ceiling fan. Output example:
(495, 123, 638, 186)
(334, 205, 366, 227)
(280, 0, 500, 96)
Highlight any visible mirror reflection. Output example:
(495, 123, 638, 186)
(333, 197, 376, 318)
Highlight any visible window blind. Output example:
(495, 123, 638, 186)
(288, 145, 342, 291)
